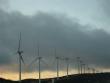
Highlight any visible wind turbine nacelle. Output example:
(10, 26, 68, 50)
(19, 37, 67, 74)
(38, 57, 42, 59)
(17, 51, 23, 54)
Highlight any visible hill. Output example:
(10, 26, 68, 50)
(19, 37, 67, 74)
(0, 73, 110, 83)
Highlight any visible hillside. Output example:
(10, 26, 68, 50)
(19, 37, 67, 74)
(0, 73, 110, 83)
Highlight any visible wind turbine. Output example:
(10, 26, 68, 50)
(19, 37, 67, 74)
(87, 66, 90, 73)
(92, 68, 95, 74)
(64, 57, 69, 77)
(37, 42, 42, 83)
(82, 63, 86, 74)
(79, 60, 83, 74)
(76, 57, 80, 74)
(54, 48, 61, 80)
(35, 41, 42, 83)
(87, 67, 90, 73)
(28, 41, 45, 83)
(17, 32, 25, 82)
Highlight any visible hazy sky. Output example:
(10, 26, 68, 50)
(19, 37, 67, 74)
(0, 0, 110, 80)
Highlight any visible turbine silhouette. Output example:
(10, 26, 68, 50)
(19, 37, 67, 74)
(17, 32, 25, 82)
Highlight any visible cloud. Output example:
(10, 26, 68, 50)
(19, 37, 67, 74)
(0, 0, 9, 10)
(95, 0, 110, 26)
(98, 0, 110, 17)
(0, 9, 110, 72)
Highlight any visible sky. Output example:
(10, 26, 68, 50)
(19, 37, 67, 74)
(0, 0, 110, 80)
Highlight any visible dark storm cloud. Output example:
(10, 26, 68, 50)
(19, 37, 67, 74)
(0, 52, 11, 65)
(0, 9, 110, 72)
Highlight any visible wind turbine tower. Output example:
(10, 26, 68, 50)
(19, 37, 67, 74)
(87, 66, 90, 73)
(65, 57, 69, 76)
(79, 60, 83, 74)
(77, 57, 81, 74)
(76, 57, 80, 74)
(82, 63, 86, 74)
(38, 46, 42, 83)
(55, 49, 60, 80)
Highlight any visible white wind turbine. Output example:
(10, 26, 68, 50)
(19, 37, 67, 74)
(54, 48, 62, 80)
(65, 58, 69, 76)
(87, 67, 90, 73)
(76, 57, 80, 74)
(37, 45, 42, 83)
(17, 32, 25, 82)
(82, 63, 86, 74)
(79, 60, 83, 74)
(63, 57, 70, 77)
(28, 41, 48, 83)
(30, 41, 42, 83)
(92, 68, 96, 74)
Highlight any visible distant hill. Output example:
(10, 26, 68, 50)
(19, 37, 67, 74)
(0, 73, 110, 83)
(0, 78, 17, 83)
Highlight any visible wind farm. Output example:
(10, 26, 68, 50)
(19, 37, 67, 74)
(0, 32, 109, 83)
(2, 32, 105, 83)
(0, 0, 110, 83)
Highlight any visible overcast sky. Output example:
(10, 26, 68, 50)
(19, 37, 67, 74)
(0, 0, 110, 80)
(8, 0, 110, 29)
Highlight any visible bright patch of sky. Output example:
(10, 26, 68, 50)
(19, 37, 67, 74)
(9, 0, 108, 29)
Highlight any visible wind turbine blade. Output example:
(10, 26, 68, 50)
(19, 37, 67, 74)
(28, 57, 39, 67)
(54, 48, 56, 57)
(18, 32, 21, 51)
(58, 57, 62, 60)
(41, 59, 50, 68)
(20, 55, 25, 65)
